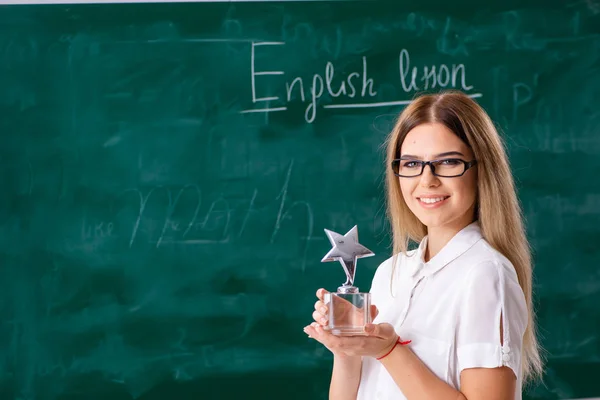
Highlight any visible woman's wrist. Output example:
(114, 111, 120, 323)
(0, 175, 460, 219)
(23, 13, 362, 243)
(333, 353, 362, 371)
(333, 353, 361, 362)
(375, 336, 399, 360)
(376, 336, 412, 360)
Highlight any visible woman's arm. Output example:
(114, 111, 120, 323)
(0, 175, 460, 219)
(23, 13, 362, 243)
(377, 260, 524, 399)
(329, 355, 362, 400)
(307, 321, 517, 400)
(375, 325, 516, 400)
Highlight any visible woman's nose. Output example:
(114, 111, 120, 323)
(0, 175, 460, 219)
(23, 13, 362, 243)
(420, 163, 440, 187)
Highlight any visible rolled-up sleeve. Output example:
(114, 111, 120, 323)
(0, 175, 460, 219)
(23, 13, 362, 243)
(456, 260, 528, 379)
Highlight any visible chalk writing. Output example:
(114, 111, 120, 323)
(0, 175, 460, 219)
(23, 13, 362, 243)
(107, 170, 314, 265)
(156, 184, 202, 248)
(513, 82, 534, 121)
(269, 161, 315, 269)
(399, 48, 473, 92)
(242, 44, 480, 122)
(81, 218, 114, 241)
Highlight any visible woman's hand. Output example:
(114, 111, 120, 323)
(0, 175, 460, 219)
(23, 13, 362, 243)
(304, 320, 398, 358)
(304, 288, 398, 358)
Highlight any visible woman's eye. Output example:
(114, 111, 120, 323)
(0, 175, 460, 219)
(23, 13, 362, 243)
(403, 161, 419, 168)
(440, 159, 461, 165)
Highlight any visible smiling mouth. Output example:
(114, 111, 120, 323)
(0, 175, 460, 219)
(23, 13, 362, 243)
(417, 196, 450, 204)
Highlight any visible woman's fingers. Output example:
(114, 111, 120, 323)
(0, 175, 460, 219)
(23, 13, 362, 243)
(370, 304, 379, 320)
(314, 300, 327, 313)
(305, 324, 376, 357)
(304, 323, 338, 348)
(316, 288, 329, 301)
(312, 310, 328, 325)
(304, 323, 321, 339)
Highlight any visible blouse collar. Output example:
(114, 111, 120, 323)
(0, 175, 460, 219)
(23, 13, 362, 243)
(408, 221, 483, 279)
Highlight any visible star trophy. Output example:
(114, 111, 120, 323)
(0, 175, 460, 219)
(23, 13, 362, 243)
(321, 226, 374, 336)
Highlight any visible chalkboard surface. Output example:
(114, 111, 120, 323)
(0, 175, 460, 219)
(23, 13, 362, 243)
(0, 1, 599, 399)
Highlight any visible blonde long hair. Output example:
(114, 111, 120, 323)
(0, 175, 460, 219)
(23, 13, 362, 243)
(384, 90, 543, 383)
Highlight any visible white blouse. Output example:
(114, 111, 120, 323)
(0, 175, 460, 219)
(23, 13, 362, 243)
(357, 222, 528, 400)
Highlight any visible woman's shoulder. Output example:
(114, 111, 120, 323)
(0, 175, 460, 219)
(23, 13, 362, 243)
(456, 240, 525, 310)
(463, 238, 520, 284)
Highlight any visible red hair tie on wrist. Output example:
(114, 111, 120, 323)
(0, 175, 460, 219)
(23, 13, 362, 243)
(376, 337, 412, 360)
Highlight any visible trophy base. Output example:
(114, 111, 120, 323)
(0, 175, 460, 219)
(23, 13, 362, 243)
(324, 290, 371, 337)
(324, 326, 368, 336)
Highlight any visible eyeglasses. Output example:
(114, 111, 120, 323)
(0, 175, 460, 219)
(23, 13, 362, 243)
(391, 158, 477, 178)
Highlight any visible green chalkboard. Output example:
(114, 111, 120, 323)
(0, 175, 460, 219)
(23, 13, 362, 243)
(0, 1, 599, 399)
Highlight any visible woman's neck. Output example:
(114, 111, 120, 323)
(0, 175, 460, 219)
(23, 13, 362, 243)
(424, 218, 476, 262)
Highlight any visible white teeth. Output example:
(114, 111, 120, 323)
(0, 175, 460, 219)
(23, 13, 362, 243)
(419, 197, 446, 204)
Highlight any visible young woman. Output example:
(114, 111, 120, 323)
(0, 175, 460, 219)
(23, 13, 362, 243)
(303, 91, 543, 400)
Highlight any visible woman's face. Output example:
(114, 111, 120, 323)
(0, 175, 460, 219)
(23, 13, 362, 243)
(398, 122, 478, 231)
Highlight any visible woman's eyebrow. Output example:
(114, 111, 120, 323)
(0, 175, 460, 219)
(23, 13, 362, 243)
(400, 151, 465, 159)
(434, 151, 465, 158)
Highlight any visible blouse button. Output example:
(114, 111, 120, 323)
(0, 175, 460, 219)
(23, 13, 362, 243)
(502, 353, 511, 362)
(502, 344, 511, 354)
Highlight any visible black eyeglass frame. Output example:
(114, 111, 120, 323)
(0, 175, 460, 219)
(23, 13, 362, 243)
(391, 158, 478, 178)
